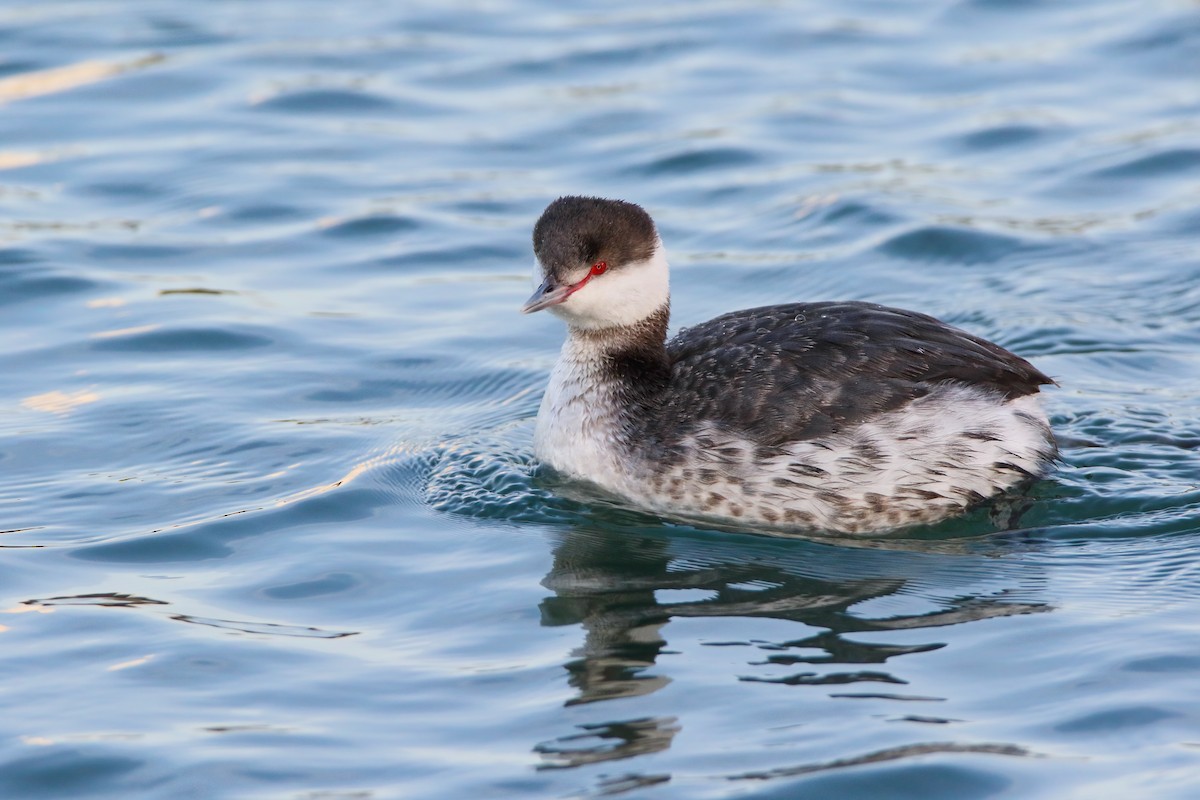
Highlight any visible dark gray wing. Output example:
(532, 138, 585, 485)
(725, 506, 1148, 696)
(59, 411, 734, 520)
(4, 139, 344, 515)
(661, 301, 1052, 445)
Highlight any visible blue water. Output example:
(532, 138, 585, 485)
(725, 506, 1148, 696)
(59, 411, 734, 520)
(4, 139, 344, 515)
(2, 1, 1199, 797)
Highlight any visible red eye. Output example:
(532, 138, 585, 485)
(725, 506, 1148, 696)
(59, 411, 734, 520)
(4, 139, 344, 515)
(590, 261, 608, 276)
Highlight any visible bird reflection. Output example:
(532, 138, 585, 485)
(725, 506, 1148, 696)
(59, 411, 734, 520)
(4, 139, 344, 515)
(534, 521, 1048, 771)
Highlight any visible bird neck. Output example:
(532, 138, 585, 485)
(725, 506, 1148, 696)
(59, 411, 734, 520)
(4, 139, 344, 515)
(568, 303, 669, 361)
(566, 303, 672, 403)
(534, 302, 672, 486)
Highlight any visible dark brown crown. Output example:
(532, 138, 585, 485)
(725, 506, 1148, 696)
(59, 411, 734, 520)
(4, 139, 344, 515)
(532, 196, 658, 281)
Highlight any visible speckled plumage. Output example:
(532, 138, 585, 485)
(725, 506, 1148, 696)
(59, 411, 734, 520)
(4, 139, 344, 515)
(525, 197, 1057, 534)
(661, 300, 1051, 444)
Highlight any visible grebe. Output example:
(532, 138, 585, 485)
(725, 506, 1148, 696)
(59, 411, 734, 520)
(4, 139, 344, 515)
(522, 196, 1055, 534)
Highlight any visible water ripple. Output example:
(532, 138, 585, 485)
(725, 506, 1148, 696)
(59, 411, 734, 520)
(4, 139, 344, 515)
(1, 0, 1199, 798)
(876, 225, 1033, 264)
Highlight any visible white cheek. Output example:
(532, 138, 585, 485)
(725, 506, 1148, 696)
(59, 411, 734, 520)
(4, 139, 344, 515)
(549, 242, 670, 330)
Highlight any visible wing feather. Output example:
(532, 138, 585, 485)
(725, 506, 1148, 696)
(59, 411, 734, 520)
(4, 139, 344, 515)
(661, 301, 1051, 445)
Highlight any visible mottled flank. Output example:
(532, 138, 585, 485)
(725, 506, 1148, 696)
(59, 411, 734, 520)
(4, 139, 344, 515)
(626, 386, 1055, 534)
(529, 197, 1057, 534)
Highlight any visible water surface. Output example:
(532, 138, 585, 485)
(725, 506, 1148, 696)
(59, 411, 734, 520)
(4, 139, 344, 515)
(2, 1, 1200, 797)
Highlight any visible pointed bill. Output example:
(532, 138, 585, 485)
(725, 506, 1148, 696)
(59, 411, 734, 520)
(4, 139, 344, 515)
(521, 276, 573, 314)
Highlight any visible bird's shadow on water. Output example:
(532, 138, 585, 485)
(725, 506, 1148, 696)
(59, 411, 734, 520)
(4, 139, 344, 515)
(418, 428, 1153, 787)
(524, 474, 1055, 779)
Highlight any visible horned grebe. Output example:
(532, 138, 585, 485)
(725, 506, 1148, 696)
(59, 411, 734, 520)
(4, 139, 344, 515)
(522, 196, 1055, 534)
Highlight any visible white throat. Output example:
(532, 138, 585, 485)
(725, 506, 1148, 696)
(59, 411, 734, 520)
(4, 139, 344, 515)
(545, 239, 670, 331)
